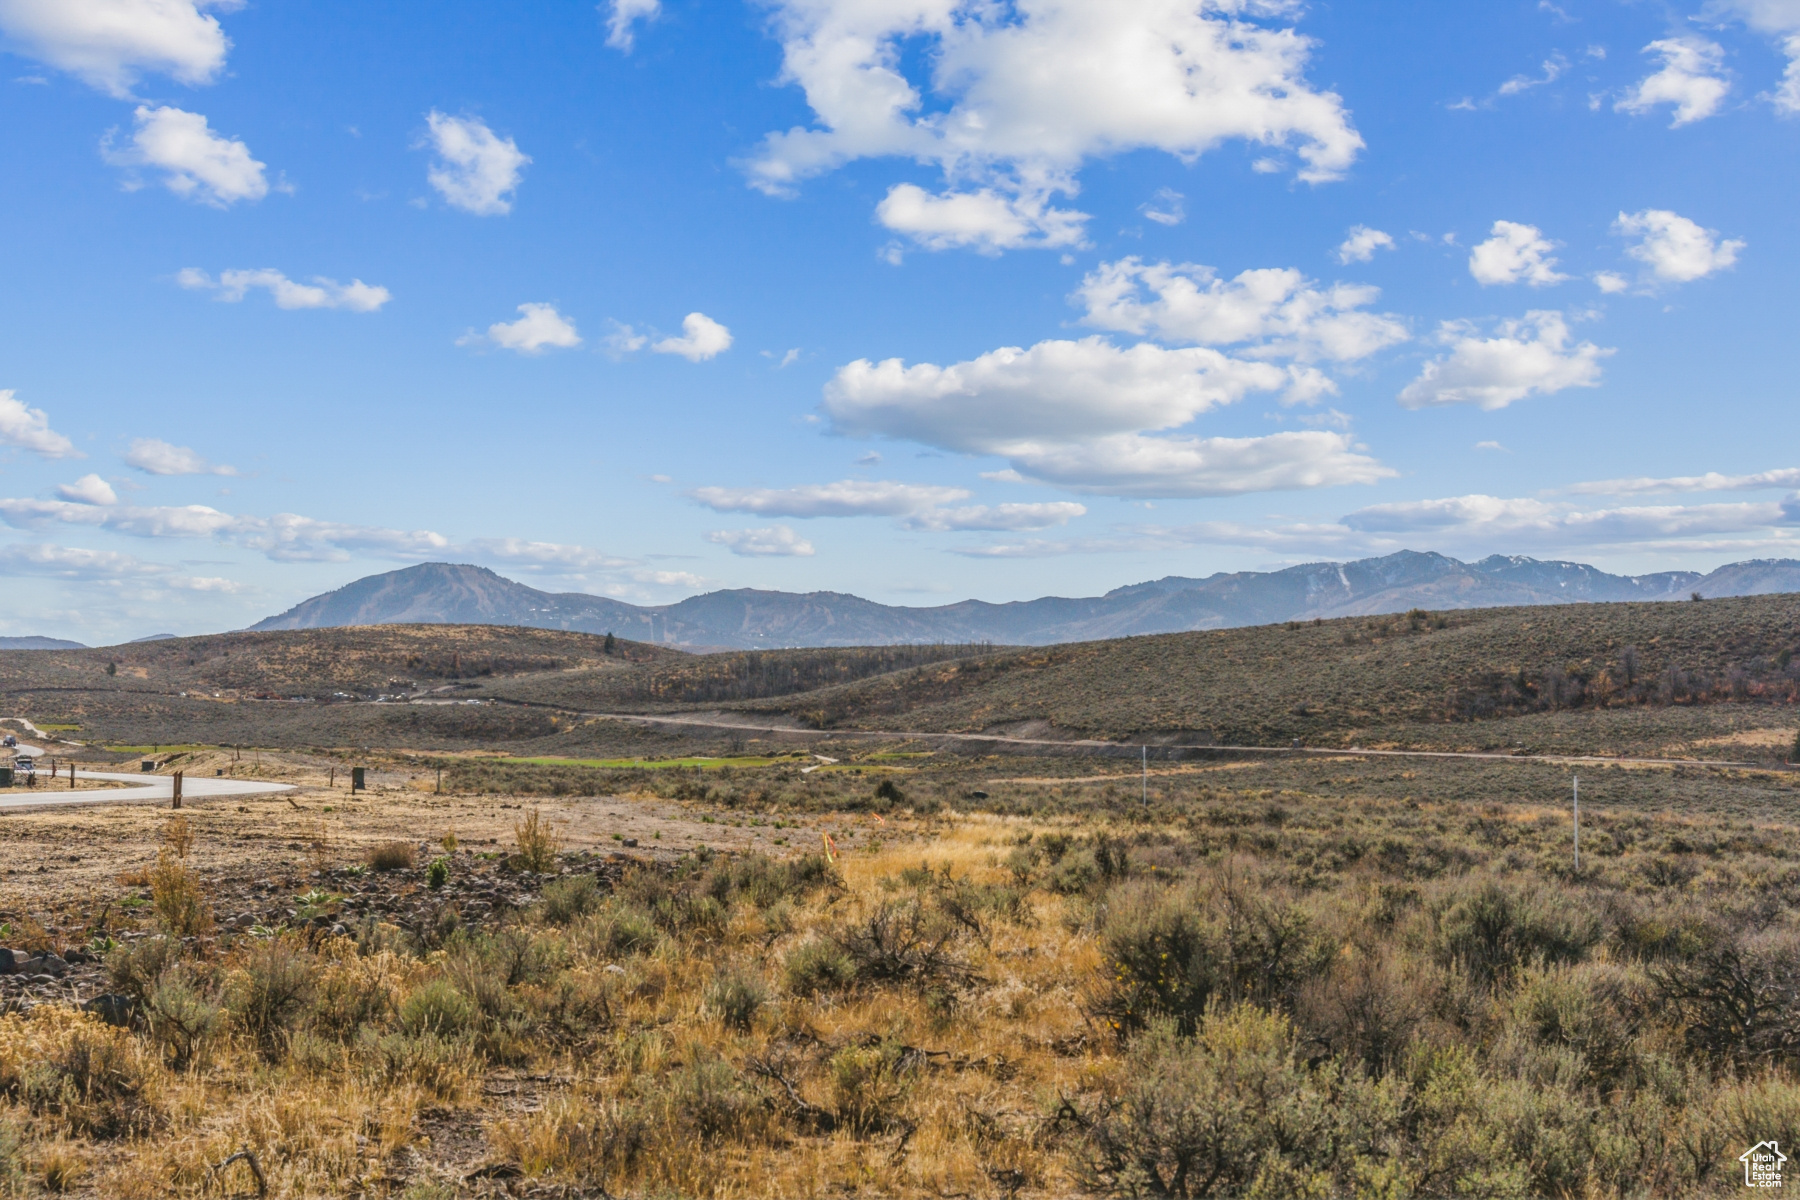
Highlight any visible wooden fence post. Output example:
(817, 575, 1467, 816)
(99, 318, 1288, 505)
(172, 771, 183, 810)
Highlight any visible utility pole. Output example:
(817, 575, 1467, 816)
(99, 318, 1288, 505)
(1572, 775, 1580, 871)
(1141, 745, 1148, 805)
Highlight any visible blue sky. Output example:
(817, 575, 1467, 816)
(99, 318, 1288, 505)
(1, 0, 1796, 642)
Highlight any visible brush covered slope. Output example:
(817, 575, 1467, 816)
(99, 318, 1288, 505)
(0, 625, 674, 702)
(11, 596, 1800, 758)
(468, 594, 1800, 748)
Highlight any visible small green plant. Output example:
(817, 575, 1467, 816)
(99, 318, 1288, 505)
(705, 968, 768, 1032)
(513, 808, 561, 874)
(541, 875, 600, 924)
(427, 857, 450, 890)
(783, 938, 857, 995)
(149, 851, 211, 938)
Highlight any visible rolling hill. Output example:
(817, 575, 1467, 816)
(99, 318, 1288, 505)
(246, 553, 1800, 649)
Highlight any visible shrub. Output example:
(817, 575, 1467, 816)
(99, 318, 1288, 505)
(491, 1093, 647, 1188)
(1652, 927, 1800, 1065)
(105, 936, 180, 1008)
(229, 940, 316, 1059)
(662, 1052, 759, 1142)
(148, 851, 211, 939)
(835, 900, 975, 989)
(1427, 878, 1605, 986)
(22, 1022, 155, 1139)
(1295, 948, 1433, 1076)
(541, 874, 602, 925)
(426, 857, 450, 889)
(583, 903, 661, 958)
(308, 958, 397, 1041)
(710, 853, 837, 908)
(374, 1030, 478, 1099)
(367, 841, 416, 872)
(144, 966, 220, 1071)
(705, 969, 768, 1032)
(783, 938, 857, 996)
(1500, 961, 1642, 1088)
(161, 815, 192, 859)
(513, 808, 561, 874)
(829, 1040, 915, 1132)
(1093, 881, 1328, 1037)
(875, 778, 906, 807)
(1074, 1007, 1339, 1199)
(399, 980, 478, 1038)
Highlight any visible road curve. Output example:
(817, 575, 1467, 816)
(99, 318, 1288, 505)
(2, 741, 294, 810)
(585, 711, 1779, 773)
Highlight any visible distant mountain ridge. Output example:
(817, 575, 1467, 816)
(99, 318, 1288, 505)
(0, 636, 86, 651)
(246, 553, 1800, 650)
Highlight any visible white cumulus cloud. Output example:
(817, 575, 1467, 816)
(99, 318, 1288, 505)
(1076, 258, 1408, 365)
(0, 391, 79, 459)
(874, 183, 1088, 253)
(1468, 220, 1568, 286)
(823, 336, 1389, 498)
(0, 0, 236, 97)
(56, 474, 117, 505)
(1616, 38, 1730, 126)
(743, 0, 1362, 253)
(1614, 209, 1744, 283)
(1336, 225, 1394, 264)
(424, 111, 529, 216)
(826, 337, 1286, 452)
(123, 438, 235, 476)
(994, 431, 1392, 498)
(604, 0, 658, 51)
(651, 312, 732, 361)
(706, 526, 816, 557)
(690, 479, 970, 518)
(460, 303, 581, 354)
(177, 267, 390, 312)
(1705, 1, 1800, 108)
(103, 104, 267, 206)
(1399, 312, 1611, 410)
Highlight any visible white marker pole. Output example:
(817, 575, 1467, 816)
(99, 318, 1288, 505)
(1142, 745, 1148, 805)
(1573, 775, 1580, 871)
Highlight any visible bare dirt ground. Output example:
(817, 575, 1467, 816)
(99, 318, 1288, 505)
(0, 749, 911, 956)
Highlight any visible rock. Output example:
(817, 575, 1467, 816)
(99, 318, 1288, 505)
(17, 955, 67, 978)
(604, 964, 625, 975)
(82, 994, 134, 1027)
(0, 949, 17, 975)
(623, 838, 638, 848)
(63, 948, 94, 965)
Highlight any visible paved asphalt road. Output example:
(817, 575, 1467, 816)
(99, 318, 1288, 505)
(2, 741, 295, 810)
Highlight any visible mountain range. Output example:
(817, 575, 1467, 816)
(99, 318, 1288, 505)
(243, 553, 1800, 650)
